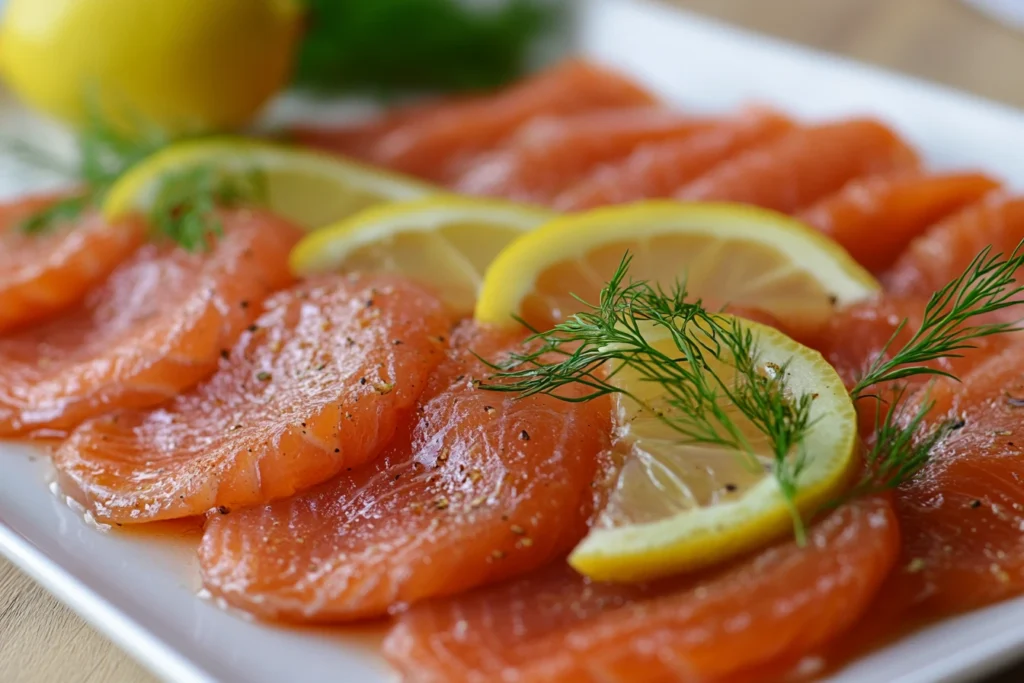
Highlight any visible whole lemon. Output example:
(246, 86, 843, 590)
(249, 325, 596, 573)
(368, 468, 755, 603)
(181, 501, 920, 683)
(0, 0, 303, 135)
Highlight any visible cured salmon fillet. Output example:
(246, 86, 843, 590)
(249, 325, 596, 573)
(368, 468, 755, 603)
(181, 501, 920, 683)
(53, 274, 451, 523)
(878, 349, 1024, 616)
(0, 195, 144, 333)
(291, 101, 445, 161)
(555, 109, 794, 211)
(677, 120, 920, 213)
(198, 323, 612, 621)
(384, 496, 898, 683)
(453, 107, 720, 205)
(364, 59, 657, 182)
(0, 209, 298, 436)
(886, 193, 1024, 296)
(799, 172, 1000, 273)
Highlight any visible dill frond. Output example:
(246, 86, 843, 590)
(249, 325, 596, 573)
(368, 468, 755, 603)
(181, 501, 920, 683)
(7, 109, 266, 250)
(148, 167, 267, 251)
(851, 243, 1024, 397)
(842, 241, 1024, 498)
(479, 254, 816, 538)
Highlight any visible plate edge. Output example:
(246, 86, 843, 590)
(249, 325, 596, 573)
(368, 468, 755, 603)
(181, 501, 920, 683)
(0, 522, 215, 683)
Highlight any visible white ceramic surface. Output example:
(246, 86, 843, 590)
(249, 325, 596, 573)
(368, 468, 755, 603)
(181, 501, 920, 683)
(3, 1, 1024, 681)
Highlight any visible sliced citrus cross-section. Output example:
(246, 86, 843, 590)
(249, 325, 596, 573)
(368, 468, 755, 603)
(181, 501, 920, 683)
(570, 315, 858, 583)
(289, 197, 552, 316)
(104, 138, 434, 231)
(475, 201, 879, 334)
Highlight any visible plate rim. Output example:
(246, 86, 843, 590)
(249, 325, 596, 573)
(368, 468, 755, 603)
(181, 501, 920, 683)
(0, 522, 210, 683)
(4, 1, 1024, 682)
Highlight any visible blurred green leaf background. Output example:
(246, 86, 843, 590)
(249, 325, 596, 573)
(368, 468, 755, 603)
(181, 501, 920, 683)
(293, 0, 561, 93)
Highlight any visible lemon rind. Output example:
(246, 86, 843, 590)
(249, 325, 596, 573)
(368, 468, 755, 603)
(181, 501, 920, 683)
(289, 196, 553, 276)
(474, 201, 879, 328)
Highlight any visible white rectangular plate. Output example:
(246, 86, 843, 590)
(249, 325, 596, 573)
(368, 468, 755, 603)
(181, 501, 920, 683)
(3, 1, 1024, 681)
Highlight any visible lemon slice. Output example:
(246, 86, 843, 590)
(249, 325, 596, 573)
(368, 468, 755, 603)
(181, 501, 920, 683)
(570, 315, 858, 582)
(289, 197, 552, 315)
(104, 138, 434, 230)
(475, 201, 879, 334)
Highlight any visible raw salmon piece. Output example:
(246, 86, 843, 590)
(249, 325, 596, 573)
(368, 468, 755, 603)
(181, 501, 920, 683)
(555, 109, 794, 211)
(881, 348, 1024, 616)
(0, 194, 144, 333)
(367, 59, 657, 182)
(198, 323, 612, 622)
(384, 496, 899, 683)
(886, 193, 1024, 297)
(291, 101, 445, 161)
(54, 272, 450, 524)
(453, 107, 720, 205)
(53, 274, 451, 523)
(799, 172, 1000, 273)
(676, 120, 920, 213)
(0, 209, 299, 436)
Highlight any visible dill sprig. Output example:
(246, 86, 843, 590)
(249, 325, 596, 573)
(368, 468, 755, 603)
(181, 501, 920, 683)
(479, 254, 816, 540)
(148, 166, 268, 251)
(837, 242, 1024, 500)
(852, 244, 1024, 397)
(18, 194, 93, 235)
(8, 111, 265, 251)
(8, 109, 164, 235)
(841, 388, 954, 502)
(483, 240, 1024, 531)
(76, 107, 170, 192)
(13, 108, 169, 234)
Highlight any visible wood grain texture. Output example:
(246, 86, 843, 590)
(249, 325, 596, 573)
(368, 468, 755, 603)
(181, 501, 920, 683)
(673, 0, 1024, 108)
(3, 1, 1024, 681)
(0, 562, 152, 682)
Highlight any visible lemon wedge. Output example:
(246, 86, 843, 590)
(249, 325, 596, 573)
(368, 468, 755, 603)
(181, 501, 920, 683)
(104, 138, 434, 230)
(289, 197, 552, 315)
(570, 315, 858, 582)
(475, 201, 879, 334)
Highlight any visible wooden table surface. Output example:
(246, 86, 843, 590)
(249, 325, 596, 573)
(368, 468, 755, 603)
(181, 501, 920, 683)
(3, 1, 1024, 681)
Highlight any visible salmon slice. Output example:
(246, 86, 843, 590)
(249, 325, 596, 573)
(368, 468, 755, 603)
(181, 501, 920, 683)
(453, 107, 720, 205)
(52, 273, 451, 523)
(676, 120, 920, 214)
(365, 59, 657, 182)
(383, 496, 899, 683)
(880, 349, 1024, 616)
(794, 346, 1024, 674)
(198, 323, 612, 622)
(0, 209, 299, 436)
(0, 194, 144, 334)
(886, 193, 1024, 297)
(555, 109, 794, 211)
(291, 101, 445, 161)
(799, 172, 1000, 273)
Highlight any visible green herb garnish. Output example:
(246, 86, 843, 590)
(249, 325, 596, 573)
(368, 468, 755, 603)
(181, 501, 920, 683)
(852, 244, 1024, 396)
(10, 110, 265, 250)
(149, 166, 268, 251)
(479, 254, 816, 540)
(294, 0, 558, 93)
(841, 242, 1024, 500)
(482, 242, 1024, 535)
(18, 194, 93, 235)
